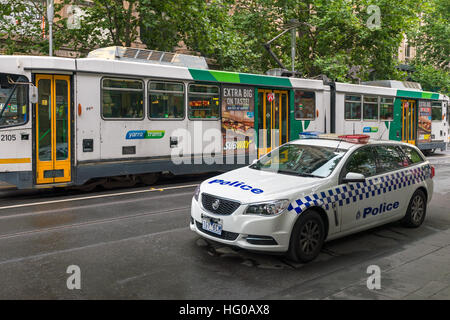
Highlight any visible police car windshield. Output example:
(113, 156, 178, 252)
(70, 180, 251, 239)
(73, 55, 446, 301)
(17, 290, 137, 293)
(250, 143, 346, 178)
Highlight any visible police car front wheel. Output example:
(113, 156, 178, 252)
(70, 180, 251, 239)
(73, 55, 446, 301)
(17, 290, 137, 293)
(402, 189, 427, 228)
(287, 210, 325, 263)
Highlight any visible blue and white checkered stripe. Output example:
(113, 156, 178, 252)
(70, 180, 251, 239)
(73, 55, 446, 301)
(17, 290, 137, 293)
(287, 165, 431, 215)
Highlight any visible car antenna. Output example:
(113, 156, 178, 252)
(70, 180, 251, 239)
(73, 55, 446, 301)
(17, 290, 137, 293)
(334, 137, 344, 152)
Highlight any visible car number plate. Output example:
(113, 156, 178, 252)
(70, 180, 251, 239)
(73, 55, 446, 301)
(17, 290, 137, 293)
(202, 217, 222, 235)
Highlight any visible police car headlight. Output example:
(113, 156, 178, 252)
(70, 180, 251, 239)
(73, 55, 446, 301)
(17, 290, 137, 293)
(244, 200, 290, 216)
(194, 185, 200, 202)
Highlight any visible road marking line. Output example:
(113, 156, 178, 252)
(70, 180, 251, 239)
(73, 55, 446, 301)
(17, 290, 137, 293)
(0, 206, 190, 239)
(0, 184, 198, 211)
(0, 226, 190, 267)
(0, 191, 195, 220)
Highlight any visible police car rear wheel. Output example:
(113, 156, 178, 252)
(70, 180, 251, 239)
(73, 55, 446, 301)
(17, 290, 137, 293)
(402, 190, 426, 228)
(287, 210, 325, 263)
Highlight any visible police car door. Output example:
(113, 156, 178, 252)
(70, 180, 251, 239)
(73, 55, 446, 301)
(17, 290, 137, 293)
(372, 145, 409, 220)
(338, 146, 386, 232)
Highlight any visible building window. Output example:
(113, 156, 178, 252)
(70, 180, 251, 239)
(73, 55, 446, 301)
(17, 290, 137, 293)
(380, 97, 394, 121)
(102, 78, 144, 119)
(188, 84, 220, 119)
(405, 44, 411, 59)
(345, 95, 361, 120)
(431, 101, 442, 121)
(149, 81, 184, 119)
(294, 90, 315, 119)
(363, 96, 378, 120)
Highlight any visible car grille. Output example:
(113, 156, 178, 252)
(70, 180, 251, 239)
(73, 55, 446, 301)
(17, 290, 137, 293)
(195, 221, 239, 241)
(201, 193, 240, 215)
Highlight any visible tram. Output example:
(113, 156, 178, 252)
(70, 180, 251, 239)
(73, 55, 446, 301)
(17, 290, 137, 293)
(0, 46, 448, 189)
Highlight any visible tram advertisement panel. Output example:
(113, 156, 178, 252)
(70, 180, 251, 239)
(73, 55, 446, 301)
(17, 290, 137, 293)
(418, 100, 432, 143)
(221, 86, 255, 154)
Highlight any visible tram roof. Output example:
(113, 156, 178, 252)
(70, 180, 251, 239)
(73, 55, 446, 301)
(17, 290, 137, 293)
(0, 54, 446, 100)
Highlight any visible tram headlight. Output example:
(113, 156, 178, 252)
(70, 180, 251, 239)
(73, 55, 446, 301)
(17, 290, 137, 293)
(194, 185, 201, 202)
(244, 200, 290, 216)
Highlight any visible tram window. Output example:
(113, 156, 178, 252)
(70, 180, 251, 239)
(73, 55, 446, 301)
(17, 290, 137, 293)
(102, 78, 144, 119)
(0, 73, 28, 128)
(363, 96, 378, 121)
(380, 97, 394, 120)
(149, 81, 184, 119)
(344, 95, 361, 120)
(431, 102, 442, 121)
(188, 84, 220, 120)
(294, 90, 315, 119)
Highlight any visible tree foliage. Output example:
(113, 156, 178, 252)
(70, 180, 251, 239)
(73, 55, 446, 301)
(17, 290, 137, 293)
(410, 63, 450, 95)
(408, 0, 449, 71)
(0, 0, 49, 54)
(228, 0, 426, 81)
(0, 0, 448, 92)
(406, 0, 449, 95)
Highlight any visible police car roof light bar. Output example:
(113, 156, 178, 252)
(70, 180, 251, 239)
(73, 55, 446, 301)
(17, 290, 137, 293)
(338, 134, 370, 144)
(298, 131, 323, 139)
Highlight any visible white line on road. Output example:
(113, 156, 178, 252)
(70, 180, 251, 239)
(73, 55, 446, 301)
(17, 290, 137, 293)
(0, 226, 190, 267)
(0, 184, 198, 211)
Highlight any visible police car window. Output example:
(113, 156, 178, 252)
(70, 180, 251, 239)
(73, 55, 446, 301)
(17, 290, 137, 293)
(375, 145, 408, 173)
(250, 144, 346, 178)
(400, 146, 424, 164)
(345, 147, 377, 177)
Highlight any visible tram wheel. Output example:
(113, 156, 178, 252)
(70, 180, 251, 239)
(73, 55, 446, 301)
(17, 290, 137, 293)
(102, 176, 137, 189)
(139, 173, 160, 185)
(73, 179, 106, 192)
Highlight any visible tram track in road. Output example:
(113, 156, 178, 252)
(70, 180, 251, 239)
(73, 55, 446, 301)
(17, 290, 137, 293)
(0, 189, 195, 220)
(0, 183, 198, 212)
(0, 178, 201, 243)
(0, 205, 191, 241)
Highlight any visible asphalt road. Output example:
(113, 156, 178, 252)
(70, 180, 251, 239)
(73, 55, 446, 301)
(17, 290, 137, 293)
(0, 157, 449, 300)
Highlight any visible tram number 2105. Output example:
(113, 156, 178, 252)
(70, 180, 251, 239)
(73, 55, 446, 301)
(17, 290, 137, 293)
(0, 134, 17, 142)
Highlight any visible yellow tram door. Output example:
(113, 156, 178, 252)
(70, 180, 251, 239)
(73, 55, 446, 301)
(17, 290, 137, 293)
(35, 75, 72, 184)
(401, 99, 417, 145)
(257, 89, 289, 157)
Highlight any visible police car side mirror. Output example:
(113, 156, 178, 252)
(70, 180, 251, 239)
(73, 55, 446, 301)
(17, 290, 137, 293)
(251, 159, 258, 165)
(343, 172, 366, 183)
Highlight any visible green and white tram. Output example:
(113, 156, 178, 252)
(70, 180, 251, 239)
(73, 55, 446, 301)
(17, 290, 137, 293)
(0, 46, 447, 189)
(334, 80, 448, 154)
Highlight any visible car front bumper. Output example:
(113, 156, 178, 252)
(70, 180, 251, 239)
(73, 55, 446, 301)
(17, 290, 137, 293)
(190, 196, 296, 253)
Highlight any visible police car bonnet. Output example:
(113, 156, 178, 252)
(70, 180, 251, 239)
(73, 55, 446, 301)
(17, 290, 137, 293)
(202, 167, 322, 202)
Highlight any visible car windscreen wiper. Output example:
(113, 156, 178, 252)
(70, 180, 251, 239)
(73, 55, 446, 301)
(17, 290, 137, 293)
(296, 172, 324, 178)
(276, 170, 301, 177)
(249, 163, 260, 170)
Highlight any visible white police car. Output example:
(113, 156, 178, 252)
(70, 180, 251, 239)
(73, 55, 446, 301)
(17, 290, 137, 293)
(190, 135, 434, 262)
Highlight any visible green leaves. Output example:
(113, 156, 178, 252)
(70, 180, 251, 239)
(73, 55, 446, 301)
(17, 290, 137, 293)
(0, 0, 447, 94)
(410, 63, 450, 95)
(409, 0, 449, 71)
